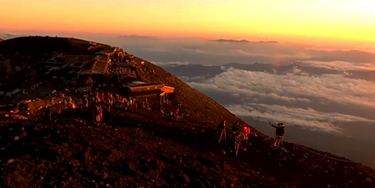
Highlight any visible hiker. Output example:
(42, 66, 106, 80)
(134, 102, 138, 112)
(45, 105, 51, 122)
(57, 103, 62, 114)
(101, 92, 105, 102)
(122, 96, 127, 109)
(269, 122, 286, 148)
(106, 96, 112, 112)
(116, 94, 121, 107)
(84, 97, 89, 108)
(142, 101, 146, 108)
(217, 120, 227, 143)
(63, 99, 67, 109)
(126, 99, 130, 109)
(95, 104, 101, 122)
(229, 121, 239, 140)
(96, 95, 101, 104)
(242, 125, 251, 151)
(92, 106, 96, 121)
(91, 96, 96, 104)
(145, 98, 149, 106)
(233, 132, 243, 157)
(77, 98, 83, 108)
(99, 105, 103, 122)
(232, 121, 240, 133)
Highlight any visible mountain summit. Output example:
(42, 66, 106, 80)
(0, 36, 374, 188)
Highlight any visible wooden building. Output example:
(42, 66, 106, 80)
(123, 81, 175, 104)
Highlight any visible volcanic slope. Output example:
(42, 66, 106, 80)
(0, 36, 375, 188)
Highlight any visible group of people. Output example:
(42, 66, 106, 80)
(217, 120, 286, 157)
(79, 91, 143, 122)
(42, 91, 141, 122)
(41, 88, 186, 125)
(85, 91, 140, 112)
(45, 89, 178, 124)
(217, 120, 251, 157)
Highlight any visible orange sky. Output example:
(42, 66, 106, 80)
(1, 0, 375, 47)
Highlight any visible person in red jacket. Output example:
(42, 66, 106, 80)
(242, 125, 251, 151)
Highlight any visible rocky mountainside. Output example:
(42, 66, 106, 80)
(0, 36, 375, 188)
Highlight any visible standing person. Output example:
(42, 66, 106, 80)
(231, 121, 240, 139)
(106, 95, 112, 112)
(92, 106, 96, 121)
(63, 99, 67, 109)
(122, 97, 128, 109)
(109, 96, 113, 110)
(57, 103, 62, 115)
(116, 94, 120, 107)
(232, 121, 239, 133)
(242, 125, 251, 151)
(269, 122, 286, 148)
(234, 132, 243, 158)
(145, 97, 149, 108)
(134, 102, 138, 113)
(101, 92, 105, 102)
(99, 105, 103, 122)
(95, 104, 101, 122)
(217, 120, 227, 143)
(45, 105, 51, 122)
(126, 99, 130, 109)
(84, 97, 89, 108)
(96, 95, 101, 104)
(91, 95, 96, 105)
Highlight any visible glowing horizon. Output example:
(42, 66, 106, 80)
(1, 0, 375, 46)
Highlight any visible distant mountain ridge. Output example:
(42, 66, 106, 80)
(210, 39, 279, 43)
(118, 35, 158, 40)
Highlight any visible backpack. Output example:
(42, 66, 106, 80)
(233, 123, 239, 132)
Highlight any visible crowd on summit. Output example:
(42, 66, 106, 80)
(40, 89, 181, 123)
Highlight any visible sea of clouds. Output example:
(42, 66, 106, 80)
(184, 65, 375, 134)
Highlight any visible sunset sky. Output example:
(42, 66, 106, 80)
(1, 0, 375, 46)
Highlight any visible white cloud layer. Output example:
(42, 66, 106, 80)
(188, 68, 375, 109)
(225, 103, 375, 134)
(186, 68, 375, 133)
